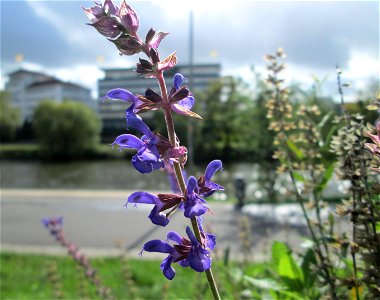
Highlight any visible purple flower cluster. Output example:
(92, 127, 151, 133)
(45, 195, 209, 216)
(142, 224, 216, 280)
(83, 0, 224, 282)
(127, 160, 224, 226)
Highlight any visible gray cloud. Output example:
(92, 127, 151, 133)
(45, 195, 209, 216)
(1, 1, 378, 84)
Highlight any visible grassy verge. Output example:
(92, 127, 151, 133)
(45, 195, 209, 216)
(0, 252, 269, 299)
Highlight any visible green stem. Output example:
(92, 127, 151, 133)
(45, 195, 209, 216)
(156, 70, 221, 300)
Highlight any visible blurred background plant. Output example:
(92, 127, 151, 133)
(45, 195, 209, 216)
(33, 100, 101, 160)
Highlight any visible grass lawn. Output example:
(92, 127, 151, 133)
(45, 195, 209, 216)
(0, 252, 269, 299)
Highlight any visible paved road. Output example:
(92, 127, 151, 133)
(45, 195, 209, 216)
(1, 189, 314, 261)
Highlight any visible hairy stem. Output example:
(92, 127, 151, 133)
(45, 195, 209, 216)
(156, 70, 221, 300)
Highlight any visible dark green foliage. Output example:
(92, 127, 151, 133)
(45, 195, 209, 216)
(33, 100, 101, 160)
(0, 91, 22, 142)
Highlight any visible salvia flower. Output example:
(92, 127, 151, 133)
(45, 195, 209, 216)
(127, 191, 183, 226)
(142, 226, 216, 280)
(113, 107, 165, 173)
(83, 0, 143, 55)
(168, 73, 201, 118)
(127, 160, 223, 224)
(184, 160, 224, 218)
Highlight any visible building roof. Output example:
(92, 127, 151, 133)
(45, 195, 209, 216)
(7, 68, 53, 78)
(26, 78, 90, 92)
(7, 68, 90, 92)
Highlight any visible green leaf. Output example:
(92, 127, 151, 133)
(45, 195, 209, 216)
(315, 163, 335, 193)
(322, 125, 338, 151)
(244, 276, 284, 291)
(281, 291, 310, 300)
(272, 241, 289, 273)
(301, 249, 317, 290)
(278, 254, 304, 292)
(286, 139, 304, 160)
(293, 171, 305, 183)
(317, 111, 333, 129)
(272, 241, 304, 292)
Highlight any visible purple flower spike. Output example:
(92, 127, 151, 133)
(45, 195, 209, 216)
(142, 225, 215, 280)
(127, 191, 183, 226)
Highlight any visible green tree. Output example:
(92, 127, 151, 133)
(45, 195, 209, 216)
(193, 77, 257, 162)
(0, 91, 22, 142)
(33, 100, 101, 160)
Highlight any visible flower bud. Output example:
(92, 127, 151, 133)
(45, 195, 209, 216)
(113, 35, 142, 55)
(118, 0, 139, 34)
(90, 16, 122, 39)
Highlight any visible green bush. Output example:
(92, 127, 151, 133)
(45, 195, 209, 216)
(0, 91, 22, 142)
(33, 100, 101, 160)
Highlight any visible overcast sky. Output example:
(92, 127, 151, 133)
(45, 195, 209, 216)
(1, 0, 379, 99)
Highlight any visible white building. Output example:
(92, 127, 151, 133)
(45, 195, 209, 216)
(5, 69, 96, 122)
(98, 64, 221, 130)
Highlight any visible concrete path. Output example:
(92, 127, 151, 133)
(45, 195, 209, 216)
(1, 189, 316, 261)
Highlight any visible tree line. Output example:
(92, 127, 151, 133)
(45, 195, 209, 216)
(0, 74, 376, 162)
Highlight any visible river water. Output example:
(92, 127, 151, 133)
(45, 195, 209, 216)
(0, 160, 250, 193)
(0, 160, 347, 200)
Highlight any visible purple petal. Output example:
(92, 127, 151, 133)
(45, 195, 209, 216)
(167, 231, 182, 244)
(152, 160, 165, 170)
(148, 206, 169, 227)
(103, 0, 118, 15)
(149, 31, 170, 49)
(126, 110, 152, 137)
(113, 134, 143, 149)
(186, 227, 198, 245)
(173, 73, 185, 90)
(187, 176, 198, 194)
(184, 200, 208, 218)
(118, 0, 139, 33)
(107, 89, 138, 103)
(131, 156, 153, 173)
(188, 249, 211, 272)
(178, 259, 190, 267)
(171, 103, 202, 119)
(206, 234, 216, 250)
(160, 256, 175, 280)
(127, 191, 158, 205)
(144, 240, 173, 254)
(177, 95, 194, 110)
(204, 160, 223, 182)
(89, 16, 122, 39)
(137, 145, 160, 162)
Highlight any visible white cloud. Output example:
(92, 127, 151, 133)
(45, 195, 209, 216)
(51, 65, 104, 98)
(345, 49, 379, 90)
(25, 0, 89, 47)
